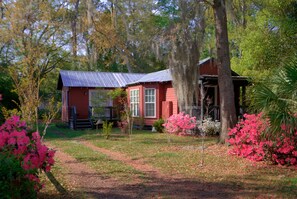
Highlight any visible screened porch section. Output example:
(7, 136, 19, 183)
(88, 89, 120, 121)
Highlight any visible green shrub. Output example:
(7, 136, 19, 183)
(153, 118, 165, 133)
(103, 121, 113, 139)
(0, 154, 36, 199)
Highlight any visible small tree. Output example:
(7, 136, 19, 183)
(1, 1, 68, 129)
(108, 88, 133, 137)
(102, 121, 113, 139)
(41, 97, 62, 141)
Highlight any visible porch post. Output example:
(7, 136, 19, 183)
(200, 80, 204, 121)
(242, 85, 246, 113)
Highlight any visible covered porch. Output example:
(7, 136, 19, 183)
(196, 75, 249, 121)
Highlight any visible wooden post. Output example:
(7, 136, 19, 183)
(200, 81, 204, 121)
(242, 86, 246, 113)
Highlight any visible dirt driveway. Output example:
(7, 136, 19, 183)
(40, 140, 251, 199)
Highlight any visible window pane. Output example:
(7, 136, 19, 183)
(130, 89, 139, 117)
(144, 89, 155, 117)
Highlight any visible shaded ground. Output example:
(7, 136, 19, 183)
(40, 140, 269, 198)
(38, 129, 297, 198)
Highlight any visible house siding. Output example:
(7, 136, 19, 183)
(68, 87, 89, 119)
(127, 83, 167, 126)
(199, 59, 217, 75)
(164, 83, 178, 115)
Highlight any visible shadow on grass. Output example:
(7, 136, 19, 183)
(45, 172, 68, 195)
(41, 175, 296, 199)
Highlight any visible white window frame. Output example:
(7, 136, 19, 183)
(144, 88, 156, 118)
(130, 89, 140, 117)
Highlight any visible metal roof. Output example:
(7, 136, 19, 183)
(58, 70, 146, 89)
(127, 69, 172, 85)
(126, 57, 213, 85)
(199, 57, 212, 65)
(58, 57, 248, 89)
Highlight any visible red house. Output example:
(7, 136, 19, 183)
(57, 57, 248, 129)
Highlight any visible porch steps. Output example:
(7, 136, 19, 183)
(74, 119, 93, 129)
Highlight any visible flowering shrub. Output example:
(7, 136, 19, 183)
(0, 116, 55, 196)
(227, 113, 271, 162)
(227, 113, 297, 166)
(199, 118, 221, 136)
(163, 112, 196, 135)
(117, 120, 129, 134)
(270, 132, 297, 166)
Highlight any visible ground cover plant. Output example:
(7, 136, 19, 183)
(41, 123, 297, 198)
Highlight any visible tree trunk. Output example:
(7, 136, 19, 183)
(213, 0, 237, 144)
(169, 1, 205, 116)
(71, 0, 80, 58)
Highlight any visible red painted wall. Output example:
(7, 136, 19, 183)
(163, 83, 178, 115)
(68, 87, 90, 119)
(199, 59, 217, 75)
(126, 82, 180, 125)
(127, 83, 169, 126)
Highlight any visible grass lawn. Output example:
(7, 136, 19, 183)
(43, 123, 297, 198)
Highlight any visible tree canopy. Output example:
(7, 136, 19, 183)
(1, 0, 297, 134)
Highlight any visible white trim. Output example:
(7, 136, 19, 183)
(130, 89, 140, 117)
(144, 88, 156, 118)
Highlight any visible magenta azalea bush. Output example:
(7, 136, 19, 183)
(163, 112, 196, 135)
(228, 113, 271, 161)
(272, 131, 297, 165)
(228, 113, 297, 166)
(0, 116, 55, 196)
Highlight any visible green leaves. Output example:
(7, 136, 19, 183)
(253, 58, 297, 135)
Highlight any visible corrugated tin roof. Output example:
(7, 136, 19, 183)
(59, 70, 146, 88)
(127, 69, 172, 85)
(199, 57, 211, 65)
(126, 57, 213, 85)
(58, 57, 247, 89)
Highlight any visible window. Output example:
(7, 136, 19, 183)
(144, 88, 156, 118)
(130, 89, 139, 117)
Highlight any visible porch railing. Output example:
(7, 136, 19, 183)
(198, 105, 247, 121)
(88, 106, 119, 121)
(69, 106, 77, 129)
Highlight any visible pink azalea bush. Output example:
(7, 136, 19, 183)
(163, 112, 196, 135)
(0, 116, 55, 196)
(271, 131, 297, 165)
(228, 113, 297, 166)
(227, 113, 271, 161)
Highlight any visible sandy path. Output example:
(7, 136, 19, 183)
(76, 140, 239, 199)
(79, 140, 168, 179)
(46, 143, 144, 199)
(44, 135, 247, 198)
